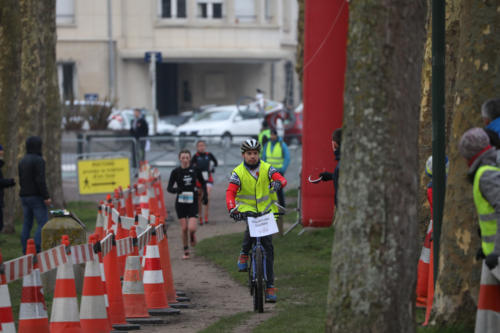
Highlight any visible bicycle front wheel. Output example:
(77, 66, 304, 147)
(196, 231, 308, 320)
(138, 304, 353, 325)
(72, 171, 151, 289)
(254, 247, 264, 313)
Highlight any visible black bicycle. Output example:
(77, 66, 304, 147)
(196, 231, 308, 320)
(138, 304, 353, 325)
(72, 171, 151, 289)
(234, 210, 279, 313)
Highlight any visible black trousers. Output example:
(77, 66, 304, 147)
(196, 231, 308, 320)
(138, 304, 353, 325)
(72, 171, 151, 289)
(241, 227, 274, 286)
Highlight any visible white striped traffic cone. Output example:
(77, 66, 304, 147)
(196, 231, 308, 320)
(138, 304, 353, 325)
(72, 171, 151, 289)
(80, 236, 109, 333)
(475, 261, 500, 332)
(122, 254, 165, 324)
(143, 235, 180, 315)
(18, 239, 49, 333)
(50, 236, 82, 333)
(0, 284, 15, 333)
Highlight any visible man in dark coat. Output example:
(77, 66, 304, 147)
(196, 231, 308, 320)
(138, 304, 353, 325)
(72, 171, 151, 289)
(130, 108, 149, 163)
(319, 128, 342, 206)
(18, 136, 51, 253)
(0, 144, 15, 232)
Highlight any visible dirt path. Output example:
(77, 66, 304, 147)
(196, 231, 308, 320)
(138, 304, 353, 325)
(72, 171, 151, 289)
(141, 183, 277, 332)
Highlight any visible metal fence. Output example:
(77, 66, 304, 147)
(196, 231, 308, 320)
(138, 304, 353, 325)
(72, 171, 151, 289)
(61, 133, 302, 189)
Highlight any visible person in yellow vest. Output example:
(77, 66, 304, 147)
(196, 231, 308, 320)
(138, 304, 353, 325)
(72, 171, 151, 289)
(226, 139, 287, 302)
(262, 129, 290, 234)
(258, 120, 271, 148)
(458, 128, 500, 333)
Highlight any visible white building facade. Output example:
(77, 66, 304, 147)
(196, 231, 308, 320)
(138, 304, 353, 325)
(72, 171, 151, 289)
(56, 0, 299, 116)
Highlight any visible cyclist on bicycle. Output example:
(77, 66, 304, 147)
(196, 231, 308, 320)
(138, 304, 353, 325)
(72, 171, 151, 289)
(226, 138, 287, 302)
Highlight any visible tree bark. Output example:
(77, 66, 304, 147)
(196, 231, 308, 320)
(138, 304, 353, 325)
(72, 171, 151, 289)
(40, 0, 63, 208)
(432, 0, 500, 328)
(325, 1, 426, 332)
(417, 1, 432, 237)
(0, 0, 63, 232)
(0, 0, 22, 233)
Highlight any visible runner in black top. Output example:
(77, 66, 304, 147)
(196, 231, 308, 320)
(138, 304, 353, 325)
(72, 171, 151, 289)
(167, 149, 207, 259)
(191, 140, 218, 225)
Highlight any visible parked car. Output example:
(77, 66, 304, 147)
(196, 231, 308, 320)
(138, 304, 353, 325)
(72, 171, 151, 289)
(108, 109, 176, 135)
(159, 111, 194, 128)
(173, 105, 263, 146)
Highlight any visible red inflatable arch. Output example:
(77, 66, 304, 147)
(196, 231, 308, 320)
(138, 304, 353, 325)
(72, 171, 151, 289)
(301, 0, 349, 227)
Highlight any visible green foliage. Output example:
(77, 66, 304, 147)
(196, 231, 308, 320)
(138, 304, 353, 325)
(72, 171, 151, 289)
(66, 201, 98, 231)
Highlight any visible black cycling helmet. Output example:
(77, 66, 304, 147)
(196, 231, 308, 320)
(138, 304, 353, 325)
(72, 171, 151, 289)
(241, 138, 261, 153)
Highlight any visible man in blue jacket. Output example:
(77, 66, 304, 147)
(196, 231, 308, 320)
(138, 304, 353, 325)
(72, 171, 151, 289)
(262, 129, 290, 234)
(481, 98, 500, 148)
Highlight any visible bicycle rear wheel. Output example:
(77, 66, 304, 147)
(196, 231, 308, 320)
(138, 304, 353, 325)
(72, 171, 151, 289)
(254, 248, 264, 313)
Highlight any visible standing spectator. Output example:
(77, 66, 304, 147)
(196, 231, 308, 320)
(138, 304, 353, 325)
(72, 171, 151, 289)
(481, 98, 500, 148)
(0, 144, 15, 232)
(18, 136, 51, 254)
(256, 89, 265, 114)
(317, 129, 342, 206)
(458, 128, 500, 333)
(130, 108, 149, 164)
(262, 129, 290, 234)
(191, 140, 218, 225)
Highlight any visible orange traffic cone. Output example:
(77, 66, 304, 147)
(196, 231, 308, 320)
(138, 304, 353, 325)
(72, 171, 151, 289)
(50, 236, 82, 333)
(126, 186, 134, 218)
(102, 231, 140, 330)
(0, 284, 14, 333)
(143, 234, 180, 315)
(422, 241, 434, 326)
(139, 182, 150, 216)
(416, 220, 432, 308)
(95, 205, 105, 239)
(18, 239, 49, 333)
(122, 229, 165, 324)
(80, 235, 110, 333)
(156, 222, 190, 306)
(93, 234, 112, 331)
(0, 251, 15, 333)
(116, 217, 130, 278)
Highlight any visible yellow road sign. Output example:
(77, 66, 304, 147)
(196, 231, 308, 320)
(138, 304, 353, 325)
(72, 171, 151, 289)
(77, 158, 130, 194)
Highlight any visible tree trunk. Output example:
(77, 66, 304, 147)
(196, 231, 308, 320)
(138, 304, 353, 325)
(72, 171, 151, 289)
(0, 0, 22, 233)
(417, 1, 432, 237)
(325, 1, 426, 332)
(40, 0, 63, 208)
(432, 0, 500, 328)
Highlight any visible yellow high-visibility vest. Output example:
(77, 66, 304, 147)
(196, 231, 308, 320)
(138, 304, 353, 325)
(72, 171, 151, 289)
(265, 141, 283, 169)
(233, 161, 278, 213)
(473, 165, 500, 256)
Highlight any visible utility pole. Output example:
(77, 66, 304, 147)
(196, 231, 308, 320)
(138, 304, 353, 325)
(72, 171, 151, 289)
(149, 54, 157, 134)
(432, 0, 446, 284)
(145, 52, 161, 135)
(107, 0, 115, 101)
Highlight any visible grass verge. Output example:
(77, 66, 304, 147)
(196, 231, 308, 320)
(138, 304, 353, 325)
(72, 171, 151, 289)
(196, 223, 334, 332)
(199, 311, 254, 333)
(196, 189, 474, 332)
(0, 201, 97, 325)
